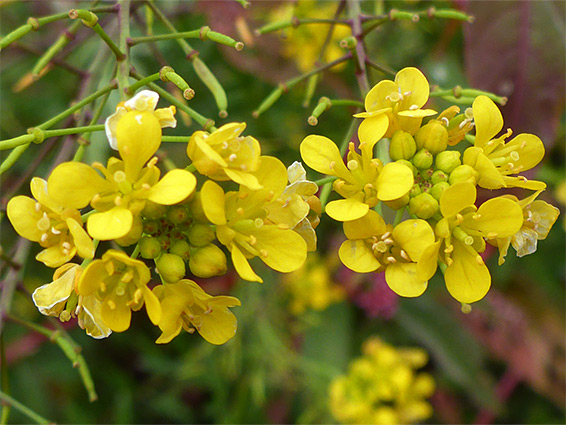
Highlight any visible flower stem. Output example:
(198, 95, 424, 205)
(430, 86, 507, 105)
(255, 17, 351, 35)
(116, 0, 131, 100)
(0, 390, 53, 425)
(73, 90, 112, 161)
(0, 144, 30, 175)
(314, 176, 337, 186)
(162, 136, 190, 142)
(125, 72, 160, 95)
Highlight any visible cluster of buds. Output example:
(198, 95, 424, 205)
(301, 67, 560, 305)
(7, 91, 320, 343)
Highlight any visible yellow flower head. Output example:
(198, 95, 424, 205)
(300, 133, 413, 221)
(329, 337, 434, 425)
(105, 90, 176, 150)
(187, 122, 262, 190)
(153, 279, 240, 344)
(48, 110, 196, 241)
(7, 178, 94, 268)
(200, 156, 307, 283)
(355, 67, 437, 140)
(417, 182, 523, 303)
(77, 249, 162, 332)
(338, 210, 435, 298)
(464, 95, 546, 190)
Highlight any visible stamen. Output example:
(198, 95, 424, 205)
(62, 242, 72, 250)
(228, 153, 237, 162)
(114, 195, 122, 206)
(328, 161, 335, 170)
(249, 235, 257, 245)
(486, 232, 498, 239)
(35, 202, 42, 212)
(386, 256, 396, 263)
(236, 207, 245, 215)
(51, 226, 61, 234)
(107, 300, 116, 310)
(381, 232, 391, 240)
(409, 104, 419, 110)
(277, 223, 289, 230)
(260, 249, 269, 258)
(240, 164, 247, 171)
(441, 117, 449, 126)
(41, 233, 48, 243)
(254, 218, 264, 228)
(222, 141, 229, 150)
(142, 183, 151, 190)
(400, 249, 410, 261)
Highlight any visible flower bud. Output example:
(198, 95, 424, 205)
(187, 223, 216, 247)
(170, 240, 191, 260)
(142, 201, 167, 219)
(430, 181, 450, 201)
(396, 159, 417, 176)
(449, 164, 477, 185)
(166, 205, 189, 225)
(389, 130, 417, 161)
(189, 244, 227, 278)
(139, 236, 162, 259)
(383, 192, 410, 210)
(410, 183, 422, 198)
(419, 168, 434, 181)
(412, 149, 433, 170)
(116, 216, 143, 246)
(409, 192, 439, 219)
(188, 192, 208, 222)
(306, 194, 322, 217)
(435, 150, 461, 173)
(415, 120, 448, 154)
(143, 219, 160, 236)
(156, 253, 186, 283)
(431, 170, 448, 185)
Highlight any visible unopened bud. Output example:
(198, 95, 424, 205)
(449, 164, 477, 185)
(410, 183, 422, 197)
(383, 192, 410, 210)
(431, 170, 448, 185)
(187, 223, 216, 247)
(139, 236, 162, 259)
(142, 201, 167, 219)
(396, 159, 417, 176)
(188, 193, 208, 222)
(306, 194, 322, 218)
(166, 205, 189, 225)
(170, 240, 191, 260)
(430, 181, 450, 201)
(115, 217, 143, 246)
(189, 244, 227, 278)
(435, 150, 461, 173)
(143, 219, 160, 235)
(390, 130, 417, 161)
(412, 148, 433, 170)
(415, 121, 448, 154)
(156, 253, 186, 283)
(409, 192, 439, 219)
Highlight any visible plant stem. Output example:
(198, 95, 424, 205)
(255, 17, 351, 35)
(162, 136, 190, 142)
(116, 0, 131, 99)
(347, 0, 370, 95)
(128, 29, 201, 45)
(365, 58, 396, 76)
(0, 144, 30, 176)
(0, 336, 10, 425)
(0, 390, 52, 425)
(314, 176, 337, 186)
(125, 72, 160, 95)
(73, 90, 112, 162)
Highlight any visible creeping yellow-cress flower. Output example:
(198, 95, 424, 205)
(48, 109, 196, 241)
(7, 178, 94, 268)
(300, 132, 413, 221)
(187, 122, 262, 190)
(200, 156, 307, 283)
(417, 182, 523, 303)
(105, 90, 176, 150)
(78, 249, 161, 333)
(339, 210, 435, 297)
(153, 279, 240, 344)
(464, 95, 546, 190)
(355, 67, 437, 141)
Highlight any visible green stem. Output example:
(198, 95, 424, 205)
(0, 390, 52, 425)
(327, 99, 364, 107)
(0, 12, 70, 50)
(348, 0, 370, 96)
(0, 135, 35, 151)
(0, 336, 10, 425)
(393, 207, 405, 226)
(314, 176, 337, 186)
(91, 23, 126, 60)
(73, 90, 112, 162)
(125, 72, 160, 95)
(162, 136, 190, 142)
(430, 87, 507, 105)
(0, 144, 30, 176)
(130, 244, 140, 259)
(255, 17, 351, 35)
(116, 0, 131, 100)
(44, 125, 105, 138)
(32, 20, 82, 76)
(128, 29, 201, 45)
(365, 58, 396, 76)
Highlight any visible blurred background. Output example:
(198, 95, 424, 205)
(0, 1, 564, 423)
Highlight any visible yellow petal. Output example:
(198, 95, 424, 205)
(339, 239, 380, 272)
(78, 295, 112, 339)
(201, 180, 227, 225)
(7, 196, 43, 241)
(501, 133, 545, 172)
(32, 266, 76, 316)
(30, 177, 62, 213)
(325, 194, 369, 222)
(472, 95, 503, 147)
(154, 106, 177, 128)
(445, 241, 491, 303)
(392, 219, 435, 261)
(376, 162, 413, 201)
(463, 147, 505, 189)
(397, 109, 437, 117)
(343, 209, 386, 240)
(36, 245, 75, 268)
(142, 285, 162, 326)
(265, 193, 309, 229)
(502, 176, 546, 190)
(101, 299, 132, 332)
(148, 169, 196, 205)
(364, 80, 398, 111)
(87, 208, 133, 240)
(78, 260, 107, 296)
(472, 197, 523, 238)
(357, 114, 389, 148)
(197, 296, 240, 345)
(395, 67, 430, 110)
(300, 135, 351, 180)
(416, 240, 441, 281)
(252, 225, 307, 273)
(224, 168, 263, 190)
(440, 182, 476, 217)
(66, 218, 94, 259)
(385, 262, 427, 297)
(231, 245, 263, 282)
(124, 90, 159, 112)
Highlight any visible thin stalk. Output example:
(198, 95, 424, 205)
(0, 391, 52, 425)
(116, 0, 131, 99)
(91, 23, 126, 60)
(347, 0, 370, 95)
(314, 176, 337, 186)
(162, 136, 190, 142)
(0, 336, 10, 425)
(393, 207, 405, 226)
(0, 144, 30, 176)
(73, 90, 112, 161)
(125, 72, 160, 95)
(255, 17, 351, 35)
(365, 58, 396, 76)
(128, 29, 201, 45)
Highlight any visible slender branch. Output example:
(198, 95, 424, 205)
(365, 58, 396, 76)
(116, 0, 131, 99)
(347, 0, 370, 95)
(255, 17, 351, 35)
(0, 390, 53, 425)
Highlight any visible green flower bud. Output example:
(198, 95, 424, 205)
(396, 159, 417, 176)
(435, 150, 461, 173)
(412, 149, 433, 170)
(189, 244, 227, 278)
(188, 192, 208, 222)
(415, 121, 448, 154)
(116, 216, 143, 246)
(430, 181, 450, 201)
(156, 253, 186, 283)
(409, 192, 439, 219)
(187, 223, 216, 247)
(139, 236, 162, 259)
(410, 183, 422, 197)
(389, 130, 417, 161)
(143, 219, 160, 236)
(449, 164, 477, 185)
(383, 192, 410, 210)
(166, 205, 189, 225)
(431, 170, 448, 185)
(419, 168, 434, 181)
(170, 240, 191, 260)
(142, 201, 167, 219)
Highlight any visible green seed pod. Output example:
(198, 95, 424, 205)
(435, 150, 461, 174)
(396, 159, 417, 177)
(431, 170, 448, 185)
(189, 244, 227, 278)
(449, 164, 477, 185)
(166, 205, 189, 225)
(142, 201, 167, 220)
(193, 57, 228, 117)
(139, 236, 162, 259)
(156, 253, 186, 283)
(409, 192, 439, 219)
(415, 121, 448, 154)
(390, 130, 417, 161)
(170, 240, 191, 261)
(187, 223, 216, 247)
(412, 149, 433, 170)
(430, 181, 450, 201)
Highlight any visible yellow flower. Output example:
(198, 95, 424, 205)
(338, 210, 435, 297)
(437, 105, 475, 146)
(300, 133, 413, 221)
(329, 337, 434, 425)
(187, 122, 262, 190)
(355, 67, 437, 141)
(490, 191, 560, 264)
(464, 95, 546, 190)
(48, 110, 196, 241)
(200, 156, 307, 283)
(152, 279, 240, 344)
(77, 249, 162, 332)
(7, 178, 94, 268)
(105, 90, 176, 150)
(417, 182, 524, 303)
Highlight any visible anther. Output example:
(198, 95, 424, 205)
(486, 232, 498, 239)
(35, 202, 42, 212)
(249, 235, 257, 245)
(114, 196, 122, 206)
(240, 164, 247, 171)
(236, 207, 244, 215)
(475, 255, 484, 265)
(400, 249, 410, 261)
(386, 256, 396, 263)
(444, 245, 454, 254)
(409, 104, 419, 110)
(228, 153, 237, 162)
(441, 117, 449, 126)
(142, 183, 151, 190)
(41, 233, 49, 243)
(260, 249, 269, 258)
(62, 242, 72, 250)
(381, 232, 391, 240)
(147, 157, 159, 167)
(51, 226, 61, 234)
(329, 161, 336, 170)
(277, 223, 289, 230)
(107, 300, 116, 310)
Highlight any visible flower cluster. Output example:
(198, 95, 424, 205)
(301, 67, 560, 305)
(329, 337, 435, 424)
(7, 90, 317, 343)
